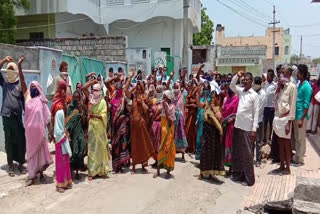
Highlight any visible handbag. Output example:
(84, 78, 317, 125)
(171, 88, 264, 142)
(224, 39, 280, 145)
(315, 91, 320, 103)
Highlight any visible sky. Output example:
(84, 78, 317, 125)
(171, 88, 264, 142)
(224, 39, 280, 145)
(202, 0, 320, 59)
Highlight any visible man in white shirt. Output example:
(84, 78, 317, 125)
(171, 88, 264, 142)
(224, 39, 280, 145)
(272, 66, 297, 175)
(47, 61, 73, 100)
(263, 69, 277, 143)
(196, 64, 221, 94)
(230, 71, 259, 186)
(253, 76, 266, 167)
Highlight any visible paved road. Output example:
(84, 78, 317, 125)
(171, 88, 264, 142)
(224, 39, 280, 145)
(0, 153, 251, 214)
(1, 136, 319, 214)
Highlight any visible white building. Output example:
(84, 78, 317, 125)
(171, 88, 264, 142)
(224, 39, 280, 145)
(16, 0, 202, 75)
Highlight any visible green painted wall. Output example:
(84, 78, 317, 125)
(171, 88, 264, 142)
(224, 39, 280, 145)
(217, 65, 263, 77)
(16, 14, 56, 40)
(217, 66, 232, 75)
(247, 65, 263, 77)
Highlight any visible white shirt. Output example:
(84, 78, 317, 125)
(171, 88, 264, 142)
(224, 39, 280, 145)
(230, 75, 259, 132)
(200, 77, 221, 94)
(264, 81, 277, 108)
(257, 89, 266, 123)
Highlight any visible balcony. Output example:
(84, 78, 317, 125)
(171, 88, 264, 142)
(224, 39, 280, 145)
(16, 0, 201, 31)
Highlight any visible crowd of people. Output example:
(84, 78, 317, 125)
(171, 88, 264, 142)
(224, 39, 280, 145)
(0, 55, 319, 193)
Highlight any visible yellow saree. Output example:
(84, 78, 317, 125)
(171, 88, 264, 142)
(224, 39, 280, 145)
(88, 99, 111, 177)
(157, 116, 176, 171)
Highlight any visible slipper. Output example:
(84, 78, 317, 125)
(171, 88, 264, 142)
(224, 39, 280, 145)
(8, 170, 15, 177)
(18, 166, 27, 175)
(241, 182, 248, 186)
(25, 179, 34, 187)
(272, 168, 284, 174)
(165, 173, 171, 179)
(56, 187, 65, 193)
(281, 169, 291, 175)
(64, 185, 72, 189)
(40, 176, 46, 183)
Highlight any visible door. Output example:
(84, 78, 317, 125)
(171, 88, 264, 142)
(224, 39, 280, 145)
(161, 48, 174, 76)
(232, 66, 246, 75)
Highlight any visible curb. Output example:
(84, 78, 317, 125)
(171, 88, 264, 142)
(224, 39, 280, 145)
(307, 134, 320, 154)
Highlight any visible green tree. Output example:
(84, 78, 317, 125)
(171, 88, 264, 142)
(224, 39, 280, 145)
(312, 57, 320, 67)
(0, 0, 30, 44)
(290, 54, 300, 65)
(193, 8, 214, 46)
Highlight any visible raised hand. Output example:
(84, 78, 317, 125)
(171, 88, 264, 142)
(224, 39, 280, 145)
(18, 56, 25, 65)
(4, 56, 13, 63)
(170, 70, 175, 78)
(130, 68, 135, 78)
(237, 70, 245, 78)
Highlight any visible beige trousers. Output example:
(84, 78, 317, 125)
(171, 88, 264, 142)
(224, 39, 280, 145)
(293, 119, 307, 164)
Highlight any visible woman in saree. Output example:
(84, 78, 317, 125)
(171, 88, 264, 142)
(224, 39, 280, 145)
(171, 80, 188, 161)
(19, 65, 53, 186)
(18, 56, 52, 186)
(83, 81, 110, 180)
(66, 91, 87, 179)
(52, 82, 73, 193)
(222, 86, 239, 169)
(185, 80, 198, 154)
(151, 84, 164, 168)
(110, 82, 131, 173)
(195, 82, 211, 160)
(196, 89, 225, 181)
(51, 81, 68, 129)
(154, 90, 176, 179)
(124, 69, 155, 173)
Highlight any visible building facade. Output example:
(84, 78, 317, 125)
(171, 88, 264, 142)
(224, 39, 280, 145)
(216, 45, 267, 77)
(215, 24, 291, 75)
(15, 0, 202, 76)
(192, 45, 215, 74)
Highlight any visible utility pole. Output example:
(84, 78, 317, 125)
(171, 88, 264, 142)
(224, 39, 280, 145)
(300, 35, 303, 58)
(182, 0, 189, 73)
(269, 6, 280, 71)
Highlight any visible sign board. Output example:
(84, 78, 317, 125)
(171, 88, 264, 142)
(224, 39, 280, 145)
(218, 46, 267, 57)
(217, 58, 261, 66)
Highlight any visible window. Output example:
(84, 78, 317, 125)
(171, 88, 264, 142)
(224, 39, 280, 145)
(192, 49, 207, 64)
(142, 50, 146, 59)
(29, 32, 44, 41)
(275, 47, 279, 56)
(285, 46, 289, 55)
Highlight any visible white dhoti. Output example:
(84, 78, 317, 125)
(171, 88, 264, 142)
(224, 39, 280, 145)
(273, 116, 291, 139)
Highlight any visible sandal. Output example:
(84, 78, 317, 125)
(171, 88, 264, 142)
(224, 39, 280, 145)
(8, 170, 15, 177)
(65, 184, 73, 189)
(56, 187, 65, 193)
(272, 167, 284, 174)
(281, 169, 291, 175)
(241, 182, 248, 186)
(18, 165, 27, 175)
(165, 173, 171, 179)
(25, 179, 34, 187)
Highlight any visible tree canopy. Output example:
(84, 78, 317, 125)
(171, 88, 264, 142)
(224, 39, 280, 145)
(0, 0, 30, 44)
(193, 8, 214, 46)
(312, 57, 320, 67)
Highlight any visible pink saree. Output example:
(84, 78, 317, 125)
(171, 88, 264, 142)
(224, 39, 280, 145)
(222, 95, 239, 166)
(25, 81, 53, 179)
